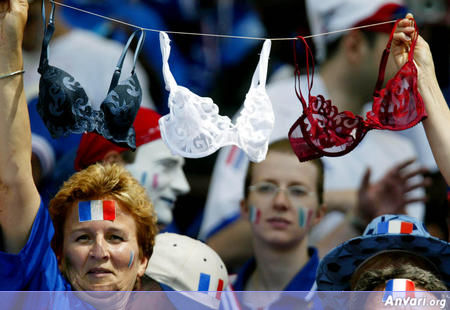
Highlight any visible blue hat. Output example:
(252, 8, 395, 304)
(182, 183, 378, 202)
(316, 214, 450, 290)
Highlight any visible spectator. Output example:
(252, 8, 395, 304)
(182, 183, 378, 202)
(392, 13, 450, 184)
(354, 264, 447, 291)
(352, 265, 447, 310)
(144, 233, 228, 310)
(316, 214, 450, 291)
(0, 4, 225, 309)
(222, 139, 324, 309)
(200, 0, 431, 269)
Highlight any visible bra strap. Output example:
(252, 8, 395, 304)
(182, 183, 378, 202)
(407, 19, 419, 62)
(38, 0, 56, 72)
(249, 39, 271, 90)
(159, 31, 178, 92)
(108, 29, 146, 92)
(131, 30, 146, 74)
(294, 36, 315, 110)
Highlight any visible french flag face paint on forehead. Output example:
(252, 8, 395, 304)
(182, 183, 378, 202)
(78, 200, 116, 222)
(383, 279, 416, 302)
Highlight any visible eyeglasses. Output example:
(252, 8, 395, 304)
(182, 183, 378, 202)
(248, 182, 313, 202)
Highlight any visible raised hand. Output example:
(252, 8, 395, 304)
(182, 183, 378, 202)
(0, 0, 28, 71)
(392, 14, 450, 185)
(391, 13, 437, 88)
(356, 159, 430, 224)
(0, 0, 41, 255)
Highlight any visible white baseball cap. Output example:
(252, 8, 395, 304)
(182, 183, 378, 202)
(146, 233, 228, 309)
(306, 0, 407, 62)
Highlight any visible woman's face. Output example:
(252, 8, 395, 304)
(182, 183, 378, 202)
(243, 151, 321, 248)
(59, 200, 148, 291)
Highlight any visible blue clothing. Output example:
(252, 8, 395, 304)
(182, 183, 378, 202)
(2, 292, 96, 310)
(0, 201, 70, 291)
(221, 247, 322, 310)
(0, 202, 115, 309)
(29, 97, 81, 205)
(0, 201, 170, 309)
(232, 247, 319, 291)
(29, 97, 82, 164)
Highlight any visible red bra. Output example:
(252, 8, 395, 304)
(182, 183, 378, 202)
(289, 19, 427, 162)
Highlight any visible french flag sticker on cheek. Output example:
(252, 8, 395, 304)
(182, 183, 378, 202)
(78, 200, 116, 222)
(383, 279, 416, 302)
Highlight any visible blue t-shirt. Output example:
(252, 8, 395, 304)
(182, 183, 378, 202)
(223, 247, 322, 310)
(232, 247, 319, 292)
(0, 204, 176, 309)
(0, 201, 71, 291)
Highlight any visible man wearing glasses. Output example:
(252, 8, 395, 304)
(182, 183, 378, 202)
(231, 139, 325, 293)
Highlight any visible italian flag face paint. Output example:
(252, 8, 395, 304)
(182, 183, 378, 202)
(249, 206, 261, 224)
(298, 206, 314, 228)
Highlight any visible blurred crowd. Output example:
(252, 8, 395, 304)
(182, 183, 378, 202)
(1, 0, 450, 309)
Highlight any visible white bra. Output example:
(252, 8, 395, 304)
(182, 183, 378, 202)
(158, 31, 274, 163)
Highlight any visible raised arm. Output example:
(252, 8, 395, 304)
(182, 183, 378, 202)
(0, 0, 40, 253)
(392, 14, 450, 184)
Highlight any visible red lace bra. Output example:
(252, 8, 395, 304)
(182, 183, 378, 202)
(289, 19, 427, 162)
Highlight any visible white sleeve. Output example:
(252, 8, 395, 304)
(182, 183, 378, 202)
(395, 123, 438, 172)
(198, 145, 248, 241)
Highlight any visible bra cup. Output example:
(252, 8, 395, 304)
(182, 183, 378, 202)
(306, 95, 367, 154)
(94, 29, 146, 150)
(37, 1, 144, 149)
(289, 117, 322, 162)
(37, 0, 96, 138)
(289, 94, 368, 162)
(159, 32, 273, 162)
(290, 20, 426, 162)
(235, 85, 274, 163)
(37, 64, 93, 138)
(368, 61, 425, 130)
(159, 85, 231, 157)
(368, 19, 426, 131)
(96, 73, 142, 149)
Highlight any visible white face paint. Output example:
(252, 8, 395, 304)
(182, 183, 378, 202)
(125, 139, 190, 226)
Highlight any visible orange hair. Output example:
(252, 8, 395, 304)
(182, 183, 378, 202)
(49, 163, 158, 260)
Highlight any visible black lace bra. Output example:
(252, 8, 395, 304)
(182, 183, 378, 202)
(37, 0, 145, 149)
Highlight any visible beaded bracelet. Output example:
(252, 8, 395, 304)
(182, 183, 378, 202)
(0, 70, 25, 80)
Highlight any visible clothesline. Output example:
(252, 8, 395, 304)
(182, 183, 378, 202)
(51, 0, 397, 41)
